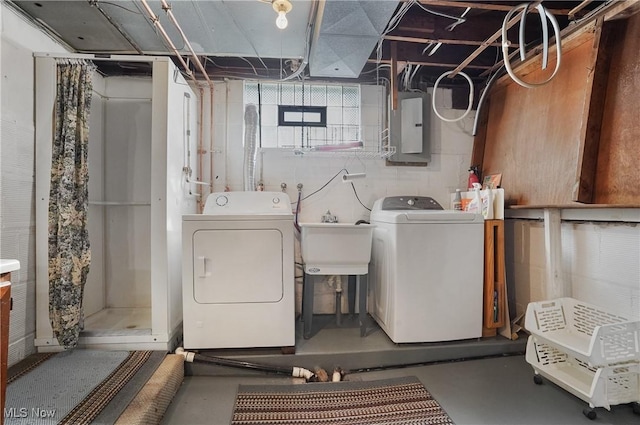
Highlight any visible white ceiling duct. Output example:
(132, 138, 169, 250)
(309, 0, 399, 78)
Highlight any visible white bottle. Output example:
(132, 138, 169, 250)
(467, 183, 482, 214)
(481, 189, 494, 219)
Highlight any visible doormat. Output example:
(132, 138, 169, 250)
(5, 349, 165, 425)
(231, 375, 455, 425)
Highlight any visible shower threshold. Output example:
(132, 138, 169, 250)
(35, 308, 181, 352)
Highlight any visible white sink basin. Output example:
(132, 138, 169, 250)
(300, 223, 374, 275)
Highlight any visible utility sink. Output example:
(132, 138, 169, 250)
(300, 223, 375, 275)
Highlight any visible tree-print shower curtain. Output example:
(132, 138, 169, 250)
(48, 61, 95, 348)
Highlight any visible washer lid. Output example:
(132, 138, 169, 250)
(370, 209, 484, 224)
(378, 196, 443, 211)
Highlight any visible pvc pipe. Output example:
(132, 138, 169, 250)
(519, 4, 549, 69)
(432, 71, 474, 123)
(502, 3, 562, 89)
(175, 347, 316, 380)
(342, 173, 366, 182)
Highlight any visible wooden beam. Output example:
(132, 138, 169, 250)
(418, 0, 515, 12)
(569, 0, 595, 19)
(384, 34, 509, 47)
(417, 0, 572, 14)
(370, 58, 490, 70)
(574, 18, 611, 203)
(448, 1, 541, 78)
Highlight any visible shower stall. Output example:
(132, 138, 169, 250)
(34, 55, 199, 351)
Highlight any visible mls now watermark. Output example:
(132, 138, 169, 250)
(4, 407, 57, 419)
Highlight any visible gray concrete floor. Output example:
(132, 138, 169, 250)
(161, 317, 640, 425)
(162, 355, 639, 425)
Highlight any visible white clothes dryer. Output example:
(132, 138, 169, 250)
(369, 196, 484, 343)
(182, 191, 294, 349)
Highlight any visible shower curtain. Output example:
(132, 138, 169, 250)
(48, 61, 95, 348)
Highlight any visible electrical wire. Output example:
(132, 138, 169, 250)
(415, 2, 468, 27)
(349, 182, 371, 212)
(220, 0, 269, 72)
(291, 168, 372, 212)
(91, 0, 143, 15)
(299, 168, 347, 202)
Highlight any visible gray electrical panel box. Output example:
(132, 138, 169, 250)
(388, 92, 431, 164)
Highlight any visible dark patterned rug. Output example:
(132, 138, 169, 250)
(231, 375, 455, 425)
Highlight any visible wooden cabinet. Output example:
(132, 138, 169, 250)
(483, 220, 506, 337)
(1, 273, 11, 425)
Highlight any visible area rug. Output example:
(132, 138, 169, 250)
(231, 375, 455, 425)
(5, 349, 165, 425)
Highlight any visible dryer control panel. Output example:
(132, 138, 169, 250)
(380, 196, 443, 211)
(203, 191, 292, 215)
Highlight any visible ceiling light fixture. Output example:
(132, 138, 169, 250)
(272, 0, 292, 30)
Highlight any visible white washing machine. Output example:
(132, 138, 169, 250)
(182, 191, 294, 349)
(368, 196, 484, 343)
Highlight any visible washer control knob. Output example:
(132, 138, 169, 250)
(272, 197, 281, 204)
(407, 199, 415, 206)
(215, 195, 228, 207)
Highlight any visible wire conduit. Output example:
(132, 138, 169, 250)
(502, 2, 562, 88)
(432, 71, 474, 123)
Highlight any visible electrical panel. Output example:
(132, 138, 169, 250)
(388, 92, 431, 164)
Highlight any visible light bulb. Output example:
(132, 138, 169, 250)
(276, 10, 288, 29)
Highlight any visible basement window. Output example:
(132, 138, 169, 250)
(243, 82, 361, 149)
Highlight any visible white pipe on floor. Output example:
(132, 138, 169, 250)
(174, 347, 315, 380)
(175, 347, 195, 362)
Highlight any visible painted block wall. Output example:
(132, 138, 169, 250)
(507, 219, 640, 321)
(0, 4, 69, 365)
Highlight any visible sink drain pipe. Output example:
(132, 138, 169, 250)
(175, 347, 316, 381)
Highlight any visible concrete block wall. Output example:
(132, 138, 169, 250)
(507, 219, 640, 321)
(1, 4, 69, 365)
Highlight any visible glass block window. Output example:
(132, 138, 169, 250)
(244, 82, 361, 149)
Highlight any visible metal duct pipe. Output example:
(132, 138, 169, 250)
(243, 104, 259, 191)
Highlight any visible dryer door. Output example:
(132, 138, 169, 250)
(192, 228, 284, 304)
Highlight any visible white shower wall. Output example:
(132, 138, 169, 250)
(85, 76, 154, 317)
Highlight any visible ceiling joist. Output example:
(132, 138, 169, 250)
(370, 59, 491, 71)
(418, 0, 572, 15)
(384, 34, 511, 48)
